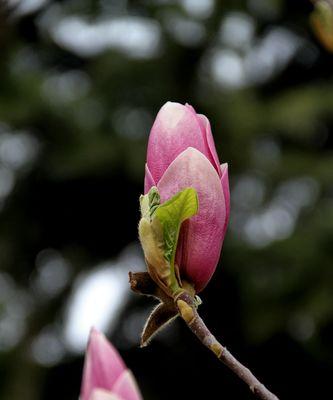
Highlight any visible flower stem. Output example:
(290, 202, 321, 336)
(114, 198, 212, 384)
(175, 291, 280, 400)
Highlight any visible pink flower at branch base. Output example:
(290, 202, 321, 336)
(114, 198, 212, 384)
(145, 102, 230, 293)
(81, 328, 142, 400)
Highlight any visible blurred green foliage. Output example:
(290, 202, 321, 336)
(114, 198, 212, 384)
(0, 0, 332, 399)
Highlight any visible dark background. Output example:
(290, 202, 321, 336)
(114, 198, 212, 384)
(0, 0, 333, 399)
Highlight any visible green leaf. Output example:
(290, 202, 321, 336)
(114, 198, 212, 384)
(139, 186, 160, 220)
(154, 187, 199, 290)
(148, 186, 160, 218)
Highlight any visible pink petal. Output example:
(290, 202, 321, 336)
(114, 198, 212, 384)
(81, 328, 126, 400)
(144, 163, 156, 194)
(147, 102, 212, 184)
(220, 163, 230, 236)
(197, 114, 222, 176)
(89, 389, 122, 400)
(184, 103, 196, 114)
(157, 147, 227, 292)
(113, 370, 143, 400)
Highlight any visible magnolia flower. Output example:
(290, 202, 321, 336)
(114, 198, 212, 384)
(133, 105, 278, 400)
(144, 102, 230, 292)
(81, 328, 142, 400)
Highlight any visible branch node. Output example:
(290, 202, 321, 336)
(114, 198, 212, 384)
(210, 342, 223, 358)
(176, 299, 195, 324)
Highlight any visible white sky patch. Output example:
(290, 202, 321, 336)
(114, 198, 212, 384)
(63, 244, 145, 353)
(211, 49, 245, 89)
(220, 12, 255, 50)
(31, 325, 66, 366)
(63, 263, 129, 353)
(243, 206, 295, 248)
(181, 0, 215, 19)
(7, 0, 49, 18)
(33, 248, 71, 299)
(48, 15, 161, 59)
(230, 175, 319, 248)
(207, 26, 304, 90)
(244, 27, 303, 85)
(0, 131, 39, 171)
(0, 126, 39, 209)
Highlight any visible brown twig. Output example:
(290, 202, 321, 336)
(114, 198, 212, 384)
(129, 272, 280, 400)
(175, 291, 280, 400)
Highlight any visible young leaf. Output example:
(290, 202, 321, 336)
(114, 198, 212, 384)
(148, 186, 160, 218)
(140, 186, 161, 220)
(153, 187, 199, 290)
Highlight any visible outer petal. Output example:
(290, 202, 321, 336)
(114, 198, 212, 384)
(147, 102, 212, 184)
(220, 163, 230, 236)
(144, 163, 156, 194)
(157, 147, 226, 292)
(81, 328, 126, 400)
(197, 114, 221, 176)
(113, 370, 142, 400)
(90, 389, 122, 400)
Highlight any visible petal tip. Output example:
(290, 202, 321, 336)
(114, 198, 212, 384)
(81, 328, 126, 400)
(220, 163, 228, 175)
(157, 102, 187, 130)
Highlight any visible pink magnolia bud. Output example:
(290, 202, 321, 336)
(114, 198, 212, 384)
(81, 328, 142, 400)
(145, 102, 230, 292)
